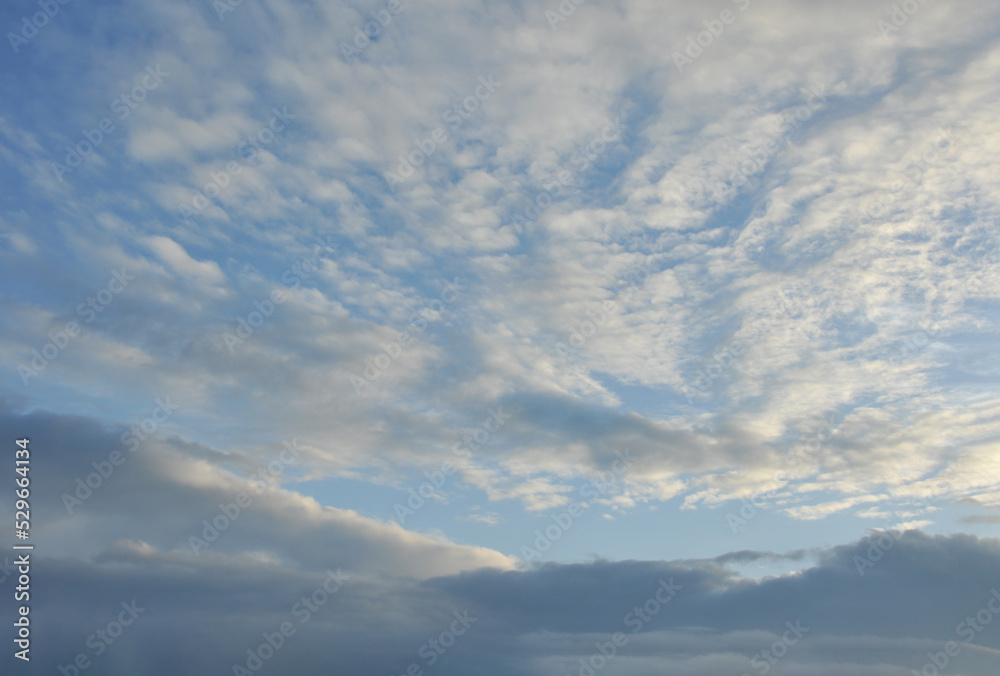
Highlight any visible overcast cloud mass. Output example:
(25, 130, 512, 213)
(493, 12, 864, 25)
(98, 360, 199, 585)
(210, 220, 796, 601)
(1, 0, 999, 673)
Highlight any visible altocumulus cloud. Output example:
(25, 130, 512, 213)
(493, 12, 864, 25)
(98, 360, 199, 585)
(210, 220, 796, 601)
(1, 0, 1000, 673)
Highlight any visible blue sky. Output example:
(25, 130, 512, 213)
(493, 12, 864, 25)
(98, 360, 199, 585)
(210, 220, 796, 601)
(2, 0, 1000, 674)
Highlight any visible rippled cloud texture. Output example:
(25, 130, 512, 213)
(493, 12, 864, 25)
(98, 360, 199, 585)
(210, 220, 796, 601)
(1, 0, 999, 673)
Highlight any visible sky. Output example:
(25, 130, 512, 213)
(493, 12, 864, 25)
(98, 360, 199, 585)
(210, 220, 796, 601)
(1, 0, 1000, 674)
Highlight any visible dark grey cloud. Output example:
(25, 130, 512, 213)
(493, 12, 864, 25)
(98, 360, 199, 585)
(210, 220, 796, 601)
(5, 529, 1000, 675)
(962, 515, 1000, 525)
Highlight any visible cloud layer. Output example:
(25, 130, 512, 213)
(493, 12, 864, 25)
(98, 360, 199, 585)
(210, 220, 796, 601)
(2, 0, 1000, 672)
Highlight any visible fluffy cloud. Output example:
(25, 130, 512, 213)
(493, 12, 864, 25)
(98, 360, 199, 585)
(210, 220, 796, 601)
(2, 2, 1000, 672)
